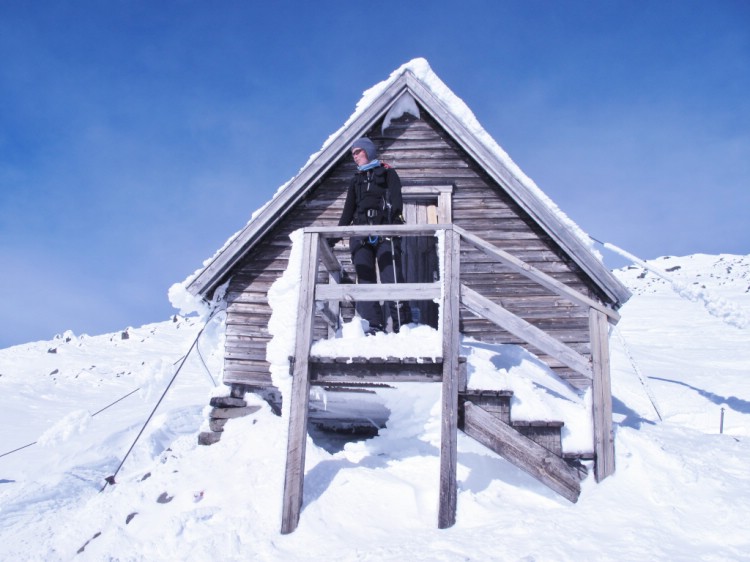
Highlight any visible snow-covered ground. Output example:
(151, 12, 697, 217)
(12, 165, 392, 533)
(1, 253, 749, 561)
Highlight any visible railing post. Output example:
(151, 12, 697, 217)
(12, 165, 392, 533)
(281, 231, 319, 534)
(438, 227, 461, 528)
(589, 307, 615, 481)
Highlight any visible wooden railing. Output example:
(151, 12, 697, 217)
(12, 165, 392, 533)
(312, 223, 617, 381)
(281, 224, 616, 534)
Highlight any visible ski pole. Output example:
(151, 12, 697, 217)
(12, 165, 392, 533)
(390, 237, 402, 329)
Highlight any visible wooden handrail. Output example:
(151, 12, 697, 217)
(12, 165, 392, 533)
(315, 281, 441, 302)
(306, 223, 450, 238)
(452, 225, 620, 322)
(307, 224, 607, 380)
(309, 223, 619, 322)
(460, 284, 592, 379)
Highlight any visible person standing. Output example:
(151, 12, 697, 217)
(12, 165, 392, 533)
(336, 137, 413, 334)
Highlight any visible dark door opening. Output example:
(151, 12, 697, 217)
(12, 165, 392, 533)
(400, 187, 451, 329)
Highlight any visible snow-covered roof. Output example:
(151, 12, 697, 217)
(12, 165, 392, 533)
(182, 58, 630, 306)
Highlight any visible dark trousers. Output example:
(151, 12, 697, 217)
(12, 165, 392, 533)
(350, 236, 413, 331)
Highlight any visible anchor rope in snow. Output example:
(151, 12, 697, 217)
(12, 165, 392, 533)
(0, 310, 224, 464)
(195, 328, 218, 387)
(0, 388, 142, 459)
(0, 440, 38, 459)
(101, 306, 225, 491)
(90, 387, 142, 417)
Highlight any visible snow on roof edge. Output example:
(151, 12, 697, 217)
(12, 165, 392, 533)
(401, 59, 602, 262)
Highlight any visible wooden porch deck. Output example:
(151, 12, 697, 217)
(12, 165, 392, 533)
(280, 224, 616, 534)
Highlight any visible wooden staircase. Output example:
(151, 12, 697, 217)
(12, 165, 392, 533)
(280, 224, 617, 534)
(458, 391, 581, 503)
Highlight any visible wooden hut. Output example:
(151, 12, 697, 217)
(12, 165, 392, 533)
(184, 59, 630, 532)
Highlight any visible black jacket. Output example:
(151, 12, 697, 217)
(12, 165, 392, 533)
(338, 165, 404, 226)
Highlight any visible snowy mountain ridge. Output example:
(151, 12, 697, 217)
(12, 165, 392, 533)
(616, 253, 750, 295)
(1, 253, 749, 561)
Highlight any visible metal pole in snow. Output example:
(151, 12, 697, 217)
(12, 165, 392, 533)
(720, 407, 725, 434)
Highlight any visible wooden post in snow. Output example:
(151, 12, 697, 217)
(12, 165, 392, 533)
(590, 307, 615, 481)
(281, 231, 319, 534)
(438, 227, 461, 529)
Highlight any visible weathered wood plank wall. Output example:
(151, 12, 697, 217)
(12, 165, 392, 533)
(221, 111, 610, 390)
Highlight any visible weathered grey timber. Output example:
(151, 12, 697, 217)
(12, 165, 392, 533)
(188, 66, 630, 392)
(461, 401, 581, 503)
(590, 308, 615, 481)
(438, 228, 461, 529)
(460, 390, 513, 423)
(460, 284, 593, 379)
(215, 126, 626, 388)
(309, 356, 445, 383)
(281, 233, 319, 535)
(512, 421, 564, 456)
(453, 224, 620, 322)
(315, 281, 441, 302)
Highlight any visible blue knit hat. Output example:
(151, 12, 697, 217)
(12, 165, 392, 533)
(351, 137, 377, 161)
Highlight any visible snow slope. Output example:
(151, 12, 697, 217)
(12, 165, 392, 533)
(1, 254, 749, 561)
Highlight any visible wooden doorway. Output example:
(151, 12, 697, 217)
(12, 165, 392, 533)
(401, 185, 453, 328)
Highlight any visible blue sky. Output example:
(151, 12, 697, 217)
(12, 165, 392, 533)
(1, 1, 748, 348)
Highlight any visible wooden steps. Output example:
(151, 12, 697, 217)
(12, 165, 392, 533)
(459, 389, 513, 422)
(307, 363, 581, 503)
(512, 421, 564, 457)
(460, 401, 581, 503)
(458, 390, 565, 457)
